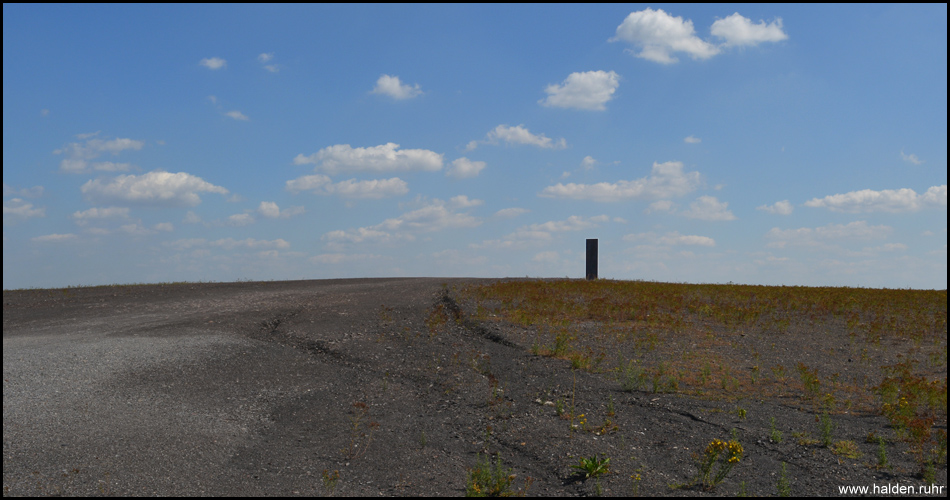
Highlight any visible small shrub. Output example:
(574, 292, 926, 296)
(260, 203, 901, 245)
(571, 455, 610, 479)
(695, 438, 743, 491)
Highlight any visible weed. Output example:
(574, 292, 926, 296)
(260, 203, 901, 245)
(571, 455, 610, 479)
(618, 360, 648, 392)
(630, 472, 642, 496)
(466, 454, 531, 497)
(817, 413, 834, 447)
(769, 417, 783, 443)
(776, 462, 791, 497)
(796, 362, 821, 401)
(606, 394, 615, 418)
(321, 469, 340, 495)
(734, 407, 747, 420)
(695, 438, 743, 491)
(792, 431, 819, 446)
(877, 436, 889, 469)
(832, 440, 862, 459)
(341, 402, 380, 460)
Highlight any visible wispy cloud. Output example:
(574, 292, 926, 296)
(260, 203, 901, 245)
(446, 158, 486, 179)
(199, 57, 227, 70)
(225, 110, 249, 121)
(198, 57, 228, 69)
(804, 185, 946, 213)
(467, 124, 567, 151)
(539, 161, 701, 201)
(286, 174, 409, 199)
(53, 133, 143, 173)
(900, 149, 923, 165)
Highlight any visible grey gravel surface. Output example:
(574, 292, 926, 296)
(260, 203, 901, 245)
(4, 278, 483, 496)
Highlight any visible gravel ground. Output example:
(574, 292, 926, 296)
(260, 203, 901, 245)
(3, 278, 946, 496)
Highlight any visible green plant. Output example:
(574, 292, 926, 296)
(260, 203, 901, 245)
(695, 438, 743, 491)
(769, 417, 783, 443)
(776, 462, 791, 497)
(817, 413, 834, 447)
(571, 455, 611, 479)
(466, 454, 522, 497)
(877, 436, 889, 469)
(832, 440, 862, 459)
(618, 360, 648, 392)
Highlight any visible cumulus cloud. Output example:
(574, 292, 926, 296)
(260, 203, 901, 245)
(446, 158, 486, 179)
(623, 231, 716, 247)
(467, 124, 567, 151)
(581, 156, 597, 170)
(539, 161, 701, 201)
(757, 200, 793, 215)
(539, 71, 620, 111)
(286, 174, 409, 199)
(710, 13, 788, 47)
(901, 149, 923, 165)
(227, 213, 255, 226)
(294, 143, 443, 174)
(199, 57, 227, 70)
(80, 171, 229, 207)
(3, 198, 46, 220)
(610, 8, 719, 64)
(684, 135, 701, 144)
(257, 201, 305, 219)
(804, 185, 947, 213)
(611, 9, 787, 64)
(681, 196, 737, 221)
(371, 74, 423, 100)
(54, 133, 144, 173)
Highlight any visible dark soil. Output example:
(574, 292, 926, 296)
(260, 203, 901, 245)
(3, 278, 946, 496)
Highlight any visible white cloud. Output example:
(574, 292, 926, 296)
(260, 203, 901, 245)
(804, 185, 947, 213)
(446, 158, 486, 179)
(258, 53, 273, 63)
(581, 156, 597, 170)
(32, 233, 77, 243)
(227, 213, 255, 226)
(71, 206, 130, 224)
(371, 74, 423, 100)
(323, 197, 481, 250)
(3, 198, 46, 220)
(166, 237, 290, 251)
(80, 171, 229, 207)
(449, 195, 483, 208)
(199, 57, 227, 70)
(610, 8, 719, 64)
(225, 110, 249, 121)
(467, 124, 567, 151)
(766, 221, 892, 249)
(183, 211, 202, 224)
(154, 222, 174, 232)
(293, 143, 443, 174)
(474, 215, 608, 250)
(611, 9, 787, 64)
(901, 149, 923, 165)
(756, 200, 793, 215)
(257, 201, 304, 219)
(54, 135, 144, 173)
(681, 196, 736, 221)
(539, 70, 620, 111)
(310, 253, 384, 265)
(710, 13, 788, 47)
(623, 231, 716, 247)
(3, 183, 44, 198)
(286, 174, 409, 199)
(684, 135, 701, 144)
(539, 161, 701, 201)
(494, 207, 529, 219)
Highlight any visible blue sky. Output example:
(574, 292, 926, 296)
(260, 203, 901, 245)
(3, 4, 947, 290)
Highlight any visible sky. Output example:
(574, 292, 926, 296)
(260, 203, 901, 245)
(3, 4, 947, 290)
